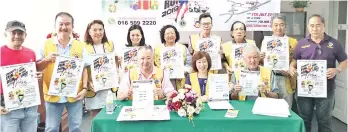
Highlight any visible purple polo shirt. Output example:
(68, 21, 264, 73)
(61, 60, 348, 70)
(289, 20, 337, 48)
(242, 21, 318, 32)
(294, 34, 347, 90)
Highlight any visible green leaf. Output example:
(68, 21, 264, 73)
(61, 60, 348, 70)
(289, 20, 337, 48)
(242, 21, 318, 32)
(290, 0, 310, 8)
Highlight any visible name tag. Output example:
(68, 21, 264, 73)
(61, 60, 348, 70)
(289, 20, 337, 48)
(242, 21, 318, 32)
(301, 45, 310, 48)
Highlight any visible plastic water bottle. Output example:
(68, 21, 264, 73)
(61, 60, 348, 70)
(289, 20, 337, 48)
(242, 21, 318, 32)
(106, 91, 114, 114)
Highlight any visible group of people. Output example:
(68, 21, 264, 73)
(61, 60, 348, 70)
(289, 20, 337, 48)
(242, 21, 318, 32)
(0, 11, 346, 132)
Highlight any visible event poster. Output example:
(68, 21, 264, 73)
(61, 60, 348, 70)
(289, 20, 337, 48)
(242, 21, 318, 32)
(297, 60, 327, 98)
(48, 56, 84, 97)
(239, 70, 260, 96)
(160, 46, 184, 78)
(90, 53, 119, 92)
(196, 37, 222, 70)
(0, 62, 41, 111)
(231, 44, 247, 70)
(123, 47, 139, 70)
(262, 36, 289, 70)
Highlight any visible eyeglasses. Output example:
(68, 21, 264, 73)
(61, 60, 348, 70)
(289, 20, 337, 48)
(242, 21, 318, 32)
(316, 45, 322, 56)
(200, 23, 212, 26)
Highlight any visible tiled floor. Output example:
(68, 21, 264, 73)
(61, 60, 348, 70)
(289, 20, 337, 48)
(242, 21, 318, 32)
(81, 112, 92, 132)
(311, 114, 347, 132)
(81, 111, 347, 132)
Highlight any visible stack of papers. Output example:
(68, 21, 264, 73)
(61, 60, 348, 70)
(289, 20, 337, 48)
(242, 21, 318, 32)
(208, 101, 234, 110)
(252, 97, 290, 117)
(117, 105, 170, 121)
(225, 110, 239, 118)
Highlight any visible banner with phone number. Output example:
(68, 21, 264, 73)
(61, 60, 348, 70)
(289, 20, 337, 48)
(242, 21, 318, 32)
(158, 0, 280, 31)
(102, 0, 280, 31)
(102, 0, 159, 27)
(102, 0, 161, 46)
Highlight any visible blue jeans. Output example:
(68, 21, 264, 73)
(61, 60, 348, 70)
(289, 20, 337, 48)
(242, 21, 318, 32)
(45, 101, 83, 132)
(296, 89, 335, 132)
(1, 106, 38, 132)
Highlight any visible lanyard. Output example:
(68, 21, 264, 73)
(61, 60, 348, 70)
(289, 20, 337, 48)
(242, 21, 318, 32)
(92, 44, 106, 54)
(202, 79, 207, 95)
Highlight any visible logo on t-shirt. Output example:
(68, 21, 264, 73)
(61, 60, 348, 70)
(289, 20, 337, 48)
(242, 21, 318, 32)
(72, 52, 81, 59)
(327, 42, 334, 49)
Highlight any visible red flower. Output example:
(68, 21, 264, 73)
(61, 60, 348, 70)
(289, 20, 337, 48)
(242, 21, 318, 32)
(46, 33, 52, 39)
(173, 101, 182, 111)
(170, 92, 177, 99)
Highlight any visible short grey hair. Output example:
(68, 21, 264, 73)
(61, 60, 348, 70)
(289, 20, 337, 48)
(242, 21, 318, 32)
(308, 14, 325, 24)
(271, 13, 286, 25)
(243, 44, 260, 56)
(137, 46, 154, 59)
(138, 46, 153, 53)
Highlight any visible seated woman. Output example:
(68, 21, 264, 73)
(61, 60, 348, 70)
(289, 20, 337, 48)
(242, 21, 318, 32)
(117, 46, 176, 101)
(230, 44, 280, 100)
(185, 51, 215, 102)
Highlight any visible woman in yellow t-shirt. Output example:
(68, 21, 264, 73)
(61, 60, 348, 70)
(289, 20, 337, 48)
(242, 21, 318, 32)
(185, 51, 215, 102)
(154, 25, 192, 90)
(83, 20, 118, 119)
(117, 25, 148, 82)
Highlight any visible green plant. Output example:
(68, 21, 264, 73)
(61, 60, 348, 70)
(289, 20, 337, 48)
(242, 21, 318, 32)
(290, 0, 311, 8)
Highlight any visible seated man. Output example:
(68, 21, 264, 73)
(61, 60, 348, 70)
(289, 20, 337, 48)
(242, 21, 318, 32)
(231, 44, 280, 100)
(117, 46, 176, 100)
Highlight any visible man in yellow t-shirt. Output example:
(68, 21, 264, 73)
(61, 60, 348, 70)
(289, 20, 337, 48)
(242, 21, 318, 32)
(230, 44, 280, 100)
(188, 13, 225, 73)
(260, 14, 298, 109)
(117, 46, 176, 100)
(36, 12, 89, 132)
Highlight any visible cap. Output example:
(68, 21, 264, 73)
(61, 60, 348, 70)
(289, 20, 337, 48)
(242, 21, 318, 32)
(5, 20, 26, 32)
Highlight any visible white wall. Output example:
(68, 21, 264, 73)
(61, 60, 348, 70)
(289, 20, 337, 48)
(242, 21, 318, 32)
(0, 0, 70, 51)
(0, 0, 332, 52)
